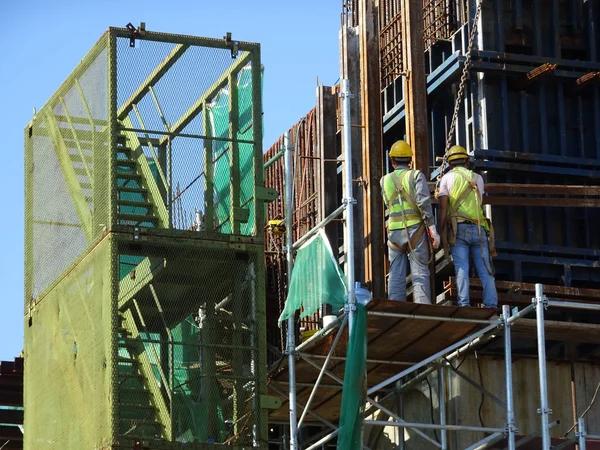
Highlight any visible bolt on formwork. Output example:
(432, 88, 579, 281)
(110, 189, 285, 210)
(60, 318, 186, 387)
(24, 26, 272, 449)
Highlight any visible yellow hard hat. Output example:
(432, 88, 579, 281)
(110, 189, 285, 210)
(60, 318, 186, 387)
(389, 140, 412, 159)
(446, 145, 468, 162)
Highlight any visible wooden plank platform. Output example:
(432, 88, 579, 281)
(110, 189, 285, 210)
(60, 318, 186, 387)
(440, 278, 600, 307)
(268, 300, 497, 423)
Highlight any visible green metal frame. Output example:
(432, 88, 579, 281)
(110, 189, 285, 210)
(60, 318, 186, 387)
(24, 27, 268, 449)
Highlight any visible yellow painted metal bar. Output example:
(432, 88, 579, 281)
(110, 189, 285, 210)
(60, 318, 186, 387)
(158, 51, 252, 147)
(148, 86, 170, 132)
(203, 102, 215, 231)
(229, 74, 240, 235)
(58, 97, 94, 188)
(44, 109, 93, 241)
(120, 116, 170, 228)
(132, 299, 172, 403)
(131, 104, 169, 191)
(122, 308, 172, 440)
(117, 44, 189, 120)
(118, 257, 166, 309)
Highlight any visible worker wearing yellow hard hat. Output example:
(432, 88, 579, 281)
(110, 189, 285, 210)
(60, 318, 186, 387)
(437, 145, 498, 308)
(380, 140, 440, 304)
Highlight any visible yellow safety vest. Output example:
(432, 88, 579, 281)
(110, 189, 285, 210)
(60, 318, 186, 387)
(381, 169, 422, 230)
(448, 166, 490, 233)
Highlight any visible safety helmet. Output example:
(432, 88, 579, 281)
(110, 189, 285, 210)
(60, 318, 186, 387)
(388, 140, 412, 159)
(446, 145, 468, 163)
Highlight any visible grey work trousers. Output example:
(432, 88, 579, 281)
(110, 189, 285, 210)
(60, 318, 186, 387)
(387, 224, 431, 304)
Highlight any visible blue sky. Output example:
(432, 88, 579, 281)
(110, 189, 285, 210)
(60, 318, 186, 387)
(0, 0, 341, 360)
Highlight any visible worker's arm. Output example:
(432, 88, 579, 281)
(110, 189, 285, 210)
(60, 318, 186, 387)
(414, 171, 435, 227)
(438, 195, 449, 234)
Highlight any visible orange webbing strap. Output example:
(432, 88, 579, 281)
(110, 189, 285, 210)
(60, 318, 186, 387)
(388, 223, 426, 254)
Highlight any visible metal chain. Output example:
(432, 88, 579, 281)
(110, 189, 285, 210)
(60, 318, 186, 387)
(437, 0, 485, 184)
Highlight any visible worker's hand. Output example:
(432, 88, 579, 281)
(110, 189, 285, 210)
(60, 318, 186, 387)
(428, 225, 440, 249)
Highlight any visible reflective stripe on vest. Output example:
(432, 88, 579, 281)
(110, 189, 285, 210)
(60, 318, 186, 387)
(382, 169, 422, 230)
(448, 166, 490, 232)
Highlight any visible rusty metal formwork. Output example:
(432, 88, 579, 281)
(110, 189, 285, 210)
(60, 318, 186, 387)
(379, 1, 404, 88)
(379, 0, 466, 88)
(264, 109, 325, 358)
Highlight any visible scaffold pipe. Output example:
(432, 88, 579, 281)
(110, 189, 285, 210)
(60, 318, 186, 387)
(503, 305, 516, 450)
(284, 131, 298, 450)
(535, 283, 551, 450)
(341, 78, 356, 333)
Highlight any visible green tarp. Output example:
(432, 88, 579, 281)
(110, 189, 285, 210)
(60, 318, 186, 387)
(278, 229, 347, 323)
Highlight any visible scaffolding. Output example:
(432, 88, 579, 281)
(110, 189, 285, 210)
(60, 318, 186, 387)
(268, 76, 600, 449)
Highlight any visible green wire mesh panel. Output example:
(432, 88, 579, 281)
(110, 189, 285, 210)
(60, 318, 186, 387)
(25, 27, 267, 450)
(115, 34, 261, 236)
(24, 35, 110, 309)
(279, 229, 347, 323)
(116, 245, 265, 447)
(24, 236, 114, 449)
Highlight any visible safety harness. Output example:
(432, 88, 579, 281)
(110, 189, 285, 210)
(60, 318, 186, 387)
(445, 168, 497, 274)
(385, 170, 432, 264)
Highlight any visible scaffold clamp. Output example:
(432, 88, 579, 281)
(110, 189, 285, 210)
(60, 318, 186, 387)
(532, 295, 549, 309)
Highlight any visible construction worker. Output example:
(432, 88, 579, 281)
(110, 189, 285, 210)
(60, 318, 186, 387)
(437, 145, 498, 308)
(381, 140, 440, 304)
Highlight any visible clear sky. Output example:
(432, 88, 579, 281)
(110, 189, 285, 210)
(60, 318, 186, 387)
(0, 0, 341, 360)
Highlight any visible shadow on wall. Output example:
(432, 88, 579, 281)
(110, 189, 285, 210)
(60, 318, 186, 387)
(364, 386, 440, 450)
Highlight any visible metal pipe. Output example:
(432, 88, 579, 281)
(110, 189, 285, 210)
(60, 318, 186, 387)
(465, 432, 505, 450)
(363, 420, 504, 433)
(578, 417, 587, 450)
(503, 305, 516, 450)
(368, 310, 500, 325)
(547, 300, 600, 311)
(293, 313, 346, 354)
(552, 437, 578, 450)
(297, 318, 347, 428)
(341, 78, 356, 334)
(292, 204, 346, 251)
(304, 429, 339, 450)
(298, 353, 413, 366)
(284, 131, 298, 450)
(506, 420, 561, 449)
(264, 149, 284, 169)
(367, 323, 499, 395)
(535, 283, 551, 450)
(365, 398, 443, 448)
(506, 302, 536, 325)
(439, 368, 448, 450)
(446, 364, 507, 409)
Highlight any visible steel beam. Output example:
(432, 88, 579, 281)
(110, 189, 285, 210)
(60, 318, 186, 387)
(358, 0, 385, 298)
(401, 0, 429, 173)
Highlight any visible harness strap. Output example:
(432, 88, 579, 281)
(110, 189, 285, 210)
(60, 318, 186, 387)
(388, 222, 426, 253)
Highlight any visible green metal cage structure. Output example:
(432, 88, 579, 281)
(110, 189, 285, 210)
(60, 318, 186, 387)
(24, 27, 271, 449)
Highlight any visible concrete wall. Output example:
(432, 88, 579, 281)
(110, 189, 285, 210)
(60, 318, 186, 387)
(364, 357, 600, 449)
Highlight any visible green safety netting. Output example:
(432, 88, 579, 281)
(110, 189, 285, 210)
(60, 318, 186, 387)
(278, 229, 347, 323)
(337, 303, 367, 450)
(209, 65, 262, 236)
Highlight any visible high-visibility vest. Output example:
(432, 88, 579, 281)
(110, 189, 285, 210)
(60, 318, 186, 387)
(381, 169, 422, 230)
(448, 166, 490, 233)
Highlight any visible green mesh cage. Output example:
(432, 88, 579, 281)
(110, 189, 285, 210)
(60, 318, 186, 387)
(24, 27, 268, 450)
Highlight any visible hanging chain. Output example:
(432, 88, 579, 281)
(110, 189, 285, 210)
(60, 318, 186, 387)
(437, 0, 485, 185)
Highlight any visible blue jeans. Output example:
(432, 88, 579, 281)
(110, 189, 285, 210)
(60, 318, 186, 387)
(387, 224, 431, 304)
(451, 222, 498, 308)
